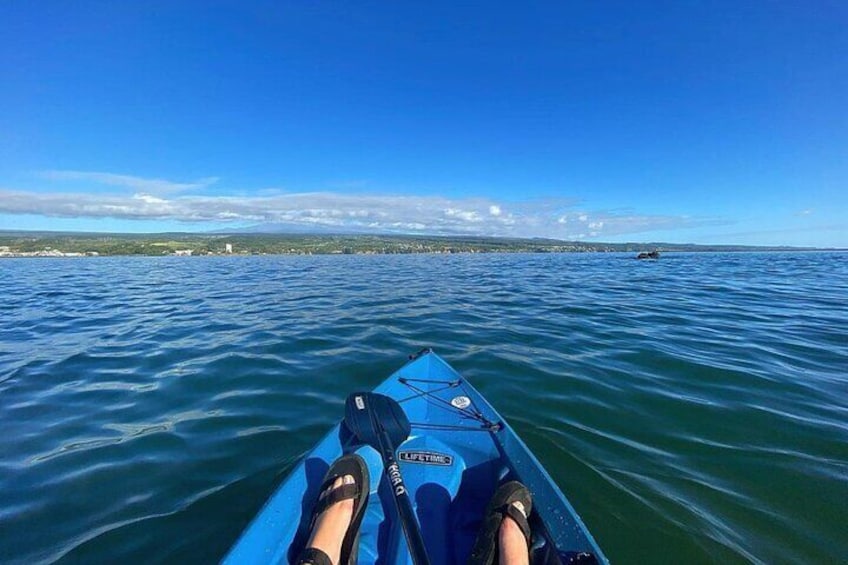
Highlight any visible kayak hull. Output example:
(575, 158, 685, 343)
(224, 350, 607, 564)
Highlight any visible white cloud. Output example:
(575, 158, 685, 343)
(445, 208, 482, 222)
(38, 170, 218, 194)
(0, 171, 722, 239)
(134, 194, 168, 204)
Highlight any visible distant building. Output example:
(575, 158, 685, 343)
(174, 249, 193, 256)
(225, 243, 233, 254)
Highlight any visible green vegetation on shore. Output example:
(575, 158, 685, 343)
(0, 232, 821, 257)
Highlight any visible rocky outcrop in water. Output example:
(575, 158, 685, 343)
(637, 251, 660, 259)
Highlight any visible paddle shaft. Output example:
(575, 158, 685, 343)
(375, 427, 431, 565)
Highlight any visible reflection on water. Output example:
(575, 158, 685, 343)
(1, 252, 846, 564)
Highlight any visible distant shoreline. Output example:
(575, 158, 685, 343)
(3, 251, 843, 259)
(0, 232, 837, 258)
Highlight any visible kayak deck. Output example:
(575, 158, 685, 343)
(224, 350, 607, 564)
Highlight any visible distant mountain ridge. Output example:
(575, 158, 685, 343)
(0, 230, 836, 257)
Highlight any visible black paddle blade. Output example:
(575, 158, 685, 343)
(344, 392, 411, 449)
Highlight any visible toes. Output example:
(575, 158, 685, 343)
(319, 476, 346, 500)
(500, 501, 529, 546)
(319, 475, 357, 501)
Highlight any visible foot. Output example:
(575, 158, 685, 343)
(498, 500, 530, 565)
(304, 475, 355, 565)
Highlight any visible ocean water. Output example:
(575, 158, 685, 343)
(1, 252, 846, 564)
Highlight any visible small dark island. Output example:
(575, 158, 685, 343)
(637, 250, 660, 260)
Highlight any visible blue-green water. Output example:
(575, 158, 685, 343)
(1, 253, 846, 564)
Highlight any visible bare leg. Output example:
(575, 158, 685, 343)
(498, 500, 530, 565)
(304, 475, 355, 565)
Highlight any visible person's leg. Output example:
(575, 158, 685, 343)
(498, 499, 530, 565)
(468, 481, 533, 565)
(301, 475, 355, 565)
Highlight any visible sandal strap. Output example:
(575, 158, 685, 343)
(318, 475, 343, 493)
(314, 483, 360, 517)
(296, 547, 333, 565)
(499, 503, 532, 544)
(563, 551, 599, 564)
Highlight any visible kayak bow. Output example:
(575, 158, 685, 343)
(224, 349, 607, 564)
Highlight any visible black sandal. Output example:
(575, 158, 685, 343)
(296, 454, 370, 565)
(468, 480, 533, 565)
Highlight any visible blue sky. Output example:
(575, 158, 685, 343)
(1, 2, 845, 246)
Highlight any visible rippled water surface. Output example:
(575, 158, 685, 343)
(1, 253, 846, 564)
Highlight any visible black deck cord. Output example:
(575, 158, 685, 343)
(408, 347, 432, 360)
(398, 377, 502, 432)
(401, 378, 491, 422)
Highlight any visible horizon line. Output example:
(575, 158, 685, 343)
(0, 228, 841, 251)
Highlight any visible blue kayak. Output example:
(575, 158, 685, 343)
(224, 349, 607, 564)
